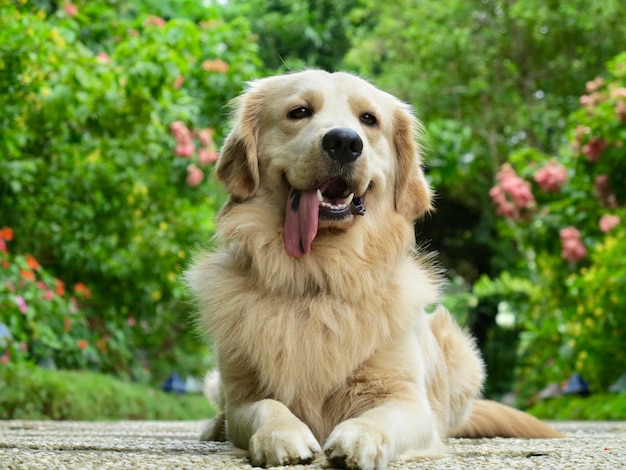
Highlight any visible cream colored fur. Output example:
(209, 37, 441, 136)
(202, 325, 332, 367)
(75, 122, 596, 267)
(186, 70, 562, 470)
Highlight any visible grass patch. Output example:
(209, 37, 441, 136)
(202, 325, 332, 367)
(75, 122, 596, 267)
(529, 393, 626, 420)
(0, 361, 217, 420)
(5, 361, 624, 422)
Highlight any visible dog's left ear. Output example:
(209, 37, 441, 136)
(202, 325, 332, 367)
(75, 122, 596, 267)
(393, 104, 433, 220)
(215, 94, 261, 201)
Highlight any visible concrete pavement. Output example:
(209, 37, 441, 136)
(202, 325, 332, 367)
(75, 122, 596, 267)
(1, 419, 625, 469)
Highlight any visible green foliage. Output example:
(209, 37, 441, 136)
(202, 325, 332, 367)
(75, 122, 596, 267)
(478, 53, 626, 398)
(0, 1, 261, 382)
(529, 394, 626, 421)
(348, 0, 625, 159)
(0, 361, 215, 420)
(223, 0, 358, 72)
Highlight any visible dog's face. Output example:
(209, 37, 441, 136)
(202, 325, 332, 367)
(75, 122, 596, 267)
(216, 70, 432, 257)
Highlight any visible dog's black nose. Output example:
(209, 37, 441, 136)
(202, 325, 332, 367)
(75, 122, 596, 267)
(322, 128, 363, 165)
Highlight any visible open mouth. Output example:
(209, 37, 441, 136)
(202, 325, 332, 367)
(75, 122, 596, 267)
(315, 178, 366, 220)
(284, 177, 367, 258)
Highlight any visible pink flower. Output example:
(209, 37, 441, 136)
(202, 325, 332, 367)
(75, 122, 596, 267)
(63, 2, 78, 17)
(186, 164, 204, 187)
(196, 129, 214, 146)
(15, 295, 27, 313)
(173, 75, 184, 89)
(534, 162, 567, 192)
(174, 143, 195, 158)
(144, 16, 166, 28)
(579, 95, 593, 107)
(560, 226, 581, 240)
(170, 122, 196, 157)
(586, 77, 605, 93)
(582, 137, 607, 162)
(197, 148, 218, 166)
(128, 317, 136, 327)
(44, 290, 54, 301)
(610, 87, 626, 99)
(96, 53, 110, 64)
(489, 186, 517, 218)
(499, 171, 534, 209)
(170, 121, 192, 143)
(490, 164, 534, 219)
(599, 215, 621, 233)
(559, 226, 587, 263)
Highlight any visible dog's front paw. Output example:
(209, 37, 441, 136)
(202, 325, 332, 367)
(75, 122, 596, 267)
(324, 420, 392, 470)
(249, 420, 321, 467)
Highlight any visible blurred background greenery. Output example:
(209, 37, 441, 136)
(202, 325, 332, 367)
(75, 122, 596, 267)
(1, 0, 625, 418)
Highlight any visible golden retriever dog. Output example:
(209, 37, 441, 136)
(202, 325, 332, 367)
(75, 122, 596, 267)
(186, 70, 563, 469)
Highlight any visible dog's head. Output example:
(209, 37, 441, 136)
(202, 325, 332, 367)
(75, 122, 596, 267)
(216, 70, 432, 258)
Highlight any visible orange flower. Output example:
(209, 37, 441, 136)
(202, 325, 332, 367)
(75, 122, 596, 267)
(74, 282, 92, 298)
(144, 15, 165, 27)
(77, 339, 88, 350)
(0, 227, 13, 241)
(96, 339, 108, 353)
(55, 279, 65, 296)
(64, 317, 72, 332)
(25, 254, 40, 270)
(1, 260, 9, 269)
(202, 59, 229, 74)
(20, 269, 35, 281)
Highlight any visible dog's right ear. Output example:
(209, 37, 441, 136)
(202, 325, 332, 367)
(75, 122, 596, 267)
(215, 95, 260, 201)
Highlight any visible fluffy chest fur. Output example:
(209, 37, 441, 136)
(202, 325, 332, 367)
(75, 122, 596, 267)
(188, 202, 440, 425)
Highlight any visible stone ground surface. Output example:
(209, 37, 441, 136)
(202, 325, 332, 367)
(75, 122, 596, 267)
(1, 420, 625, 469)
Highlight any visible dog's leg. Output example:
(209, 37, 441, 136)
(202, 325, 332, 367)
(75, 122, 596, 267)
(228, 399, 321, 467)
(323, 399, 444, 470)
(200, 412, 228, 441)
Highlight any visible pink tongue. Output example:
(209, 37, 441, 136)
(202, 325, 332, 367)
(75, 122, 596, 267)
(284, 188, 320, 258)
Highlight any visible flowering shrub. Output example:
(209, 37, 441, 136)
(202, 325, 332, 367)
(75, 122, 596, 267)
(170, 121, 219, 187)
(489, 164, 535, 219)
(478, 52, 626, 397)
(1, 228, 95, 368)
(0, 1, 261, 382)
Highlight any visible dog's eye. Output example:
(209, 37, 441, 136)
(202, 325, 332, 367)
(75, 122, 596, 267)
(288, 106, 313, 120)
(360, 113, 377, 126)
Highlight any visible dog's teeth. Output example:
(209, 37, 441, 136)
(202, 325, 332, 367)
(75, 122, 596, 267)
(317, 191, 355, 212)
